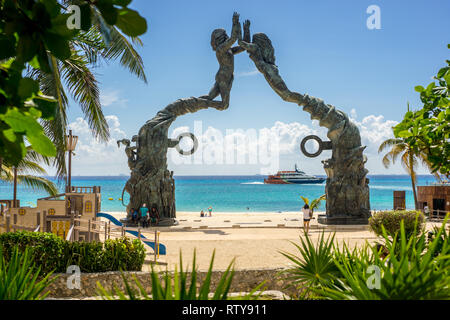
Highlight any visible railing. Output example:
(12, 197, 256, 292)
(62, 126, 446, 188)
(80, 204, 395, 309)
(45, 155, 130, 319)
(423, 209, 450, 221)
(65, 186, 101, 194)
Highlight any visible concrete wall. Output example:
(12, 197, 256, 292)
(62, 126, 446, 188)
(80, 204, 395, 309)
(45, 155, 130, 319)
(44, 268, 299, 299)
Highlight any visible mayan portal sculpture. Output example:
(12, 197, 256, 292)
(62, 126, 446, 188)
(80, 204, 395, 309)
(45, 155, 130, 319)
(238, 21, 370, 224)
(119, 14, 370, 225)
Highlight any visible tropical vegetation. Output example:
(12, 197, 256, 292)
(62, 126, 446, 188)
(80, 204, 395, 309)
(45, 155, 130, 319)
(98, 250, 265, 300)
(0, 146, 58, 196)
(378, 136, 438, 209)
(0, 245, 56, 300)
(369, 210, 425, 239)
(0, 231, 146, 274)
(392, 44, 450, 178)
(281, 215, 450, 300)
(299, 194, 326, 212)
(0, 0, 147, 177)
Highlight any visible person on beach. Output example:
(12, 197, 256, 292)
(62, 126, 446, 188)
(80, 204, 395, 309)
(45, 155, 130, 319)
(140, 203, 149, 228)
(130, 208, 138, 224)
(208, 206, 213, 217)
(200, 210, 205, 217)
(424, 204, 430, 217)
(302, 204, 312, 234)
(150, 204, 160, 226)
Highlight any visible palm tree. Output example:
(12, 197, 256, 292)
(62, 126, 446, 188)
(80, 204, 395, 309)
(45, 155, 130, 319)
(29, 3, 147, 179)
(0, 148, 58, 197)
(378, 138, 439, 209)
(300, 195, 326, 212)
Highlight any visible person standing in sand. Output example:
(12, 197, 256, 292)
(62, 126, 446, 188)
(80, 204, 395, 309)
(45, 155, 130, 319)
(302, 204, 312, 234)
(140, 203, 149, 228)
(208, 206, 213, 217)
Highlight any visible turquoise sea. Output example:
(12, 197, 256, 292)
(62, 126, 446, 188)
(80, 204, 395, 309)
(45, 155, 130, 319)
(0, 175, 439, 213)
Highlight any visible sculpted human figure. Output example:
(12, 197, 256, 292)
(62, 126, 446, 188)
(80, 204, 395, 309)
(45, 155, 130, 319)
(200, 12, 249, 110)
(117, 138, 137, 170)
(238, 20, 303, 104)
(238, 18, 370, 223)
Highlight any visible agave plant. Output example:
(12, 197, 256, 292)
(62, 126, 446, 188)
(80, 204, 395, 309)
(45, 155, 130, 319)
(320, 217, 450, 300)
(97, 250, 265, 300)
(0, 245, 56, 300)
(299, 194, 326, 212)
(279, 231, 340, 299)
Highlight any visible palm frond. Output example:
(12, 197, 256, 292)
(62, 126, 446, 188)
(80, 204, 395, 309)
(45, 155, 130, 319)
(15, 175, 59, 196)
(60, 52, 109, 141)
(378, 138, 403, 154)
(90, 9, 147, 83)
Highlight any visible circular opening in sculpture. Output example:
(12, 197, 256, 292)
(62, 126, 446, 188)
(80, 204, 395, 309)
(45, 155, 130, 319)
(175, 133, 198, 155)
(300, 135, 323, 158)
(304, 139, 320, 154)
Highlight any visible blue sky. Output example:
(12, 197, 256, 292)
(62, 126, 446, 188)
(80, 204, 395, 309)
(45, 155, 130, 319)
(63, 0, 450, 176)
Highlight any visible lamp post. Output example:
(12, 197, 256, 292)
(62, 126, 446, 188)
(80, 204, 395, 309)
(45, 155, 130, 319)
(13, 167, 17, 208)
(66, 130, 78, 192)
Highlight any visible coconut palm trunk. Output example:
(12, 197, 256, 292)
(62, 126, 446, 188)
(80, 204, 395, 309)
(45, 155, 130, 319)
(409, 150, 418, 209)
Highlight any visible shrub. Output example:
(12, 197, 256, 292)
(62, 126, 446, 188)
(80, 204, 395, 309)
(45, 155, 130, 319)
(369, 210, 425, 239)
(0, 245, 56, 300)
(321, 219, 450, 300)
(0, 231, 146, 274)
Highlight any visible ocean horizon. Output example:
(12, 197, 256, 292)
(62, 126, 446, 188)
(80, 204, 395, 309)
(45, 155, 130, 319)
(0, 174, 440, 213)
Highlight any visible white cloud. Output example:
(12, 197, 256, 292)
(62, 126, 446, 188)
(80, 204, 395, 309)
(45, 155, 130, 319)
(47, 112, 430, 176)
(67, 115, 129, 175)
(236, 68, 259, 77)
(100, 90, 128, 108)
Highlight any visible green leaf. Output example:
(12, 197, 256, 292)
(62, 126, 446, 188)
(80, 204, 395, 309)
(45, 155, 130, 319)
(0, 35, 16, 60)
(80, 3, 93, 31)
(3, 128, 17, 142)
(18, 78, 40, 100)
(115, 8, 147, 37)
(414, 85, 424, 93)
(113, 0, 132, 6)
(27, 132, 57, 157)
(33, 95, 57, 119)
(3, 109, 41, 133)
(437, 67, 448, 79)
(96, 0, 118, 25)
(44, 32, 71, 60)
(397, 130, 413, 138)
(16, 34, 38, 62)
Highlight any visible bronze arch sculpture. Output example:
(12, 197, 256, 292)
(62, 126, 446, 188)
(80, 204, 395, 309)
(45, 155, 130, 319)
(118, 13, 371, 226)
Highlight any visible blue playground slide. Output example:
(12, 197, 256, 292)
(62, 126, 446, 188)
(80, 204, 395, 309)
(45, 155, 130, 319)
(96, 212, 166, 255)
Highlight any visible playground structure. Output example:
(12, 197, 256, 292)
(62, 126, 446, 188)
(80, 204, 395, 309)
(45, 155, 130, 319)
(0, 185, 165, 258)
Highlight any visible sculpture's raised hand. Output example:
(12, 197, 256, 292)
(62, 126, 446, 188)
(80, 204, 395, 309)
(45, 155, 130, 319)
(243, 19, 250, 31)
(232, 12, 240, 25)
(243, 19, 251, 43)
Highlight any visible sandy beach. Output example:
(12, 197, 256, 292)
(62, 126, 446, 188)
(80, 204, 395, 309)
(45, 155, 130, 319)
(98, 211, 382, 272)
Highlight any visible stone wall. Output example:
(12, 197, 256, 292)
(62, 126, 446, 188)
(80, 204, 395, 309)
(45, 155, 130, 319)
(44, 267, 300, 299)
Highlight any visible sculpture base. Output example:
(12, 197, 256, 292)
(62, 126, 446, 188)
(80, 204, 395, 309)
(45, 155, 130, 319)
(318, 214, 369, 225)
(120, 218, 179, 227)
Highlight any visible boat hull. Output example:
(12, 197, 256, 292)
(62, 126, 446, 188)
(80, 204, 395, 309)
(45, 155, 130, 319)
(264, 178, 325, 184)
